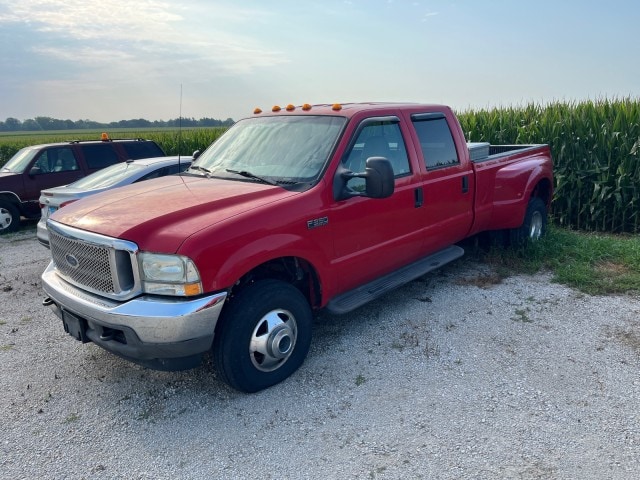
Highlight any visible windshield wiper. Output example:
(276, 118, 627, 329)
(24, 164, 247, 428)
(188, 165, 212, 176)
(225, 169, 278, 186)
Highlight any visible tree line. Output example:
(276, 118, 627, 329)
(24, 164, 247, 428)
(0, 116, 235, 132)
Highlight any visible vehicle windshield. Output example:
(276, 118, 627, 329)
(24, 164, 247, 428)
(69, 162, 145, 189)
(191, 115, 346, 184)
(2, 147, 38, 173)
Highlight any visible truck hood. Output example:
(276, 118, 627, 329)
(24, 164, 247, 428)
(50, 175, 298, 252)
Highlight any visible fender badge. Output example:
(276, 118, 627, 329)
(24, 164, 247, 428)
(307, 217, 328, 230)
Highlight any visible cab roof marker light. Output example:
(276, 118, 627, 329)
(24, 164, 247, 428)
(272, 105, 281, 112)
(101, 132, 110, 141)
(332, 103, 342, 111)
(286, 104, 295, 111)
(302, 104, 312, 111)
(253, 107, 262, 114)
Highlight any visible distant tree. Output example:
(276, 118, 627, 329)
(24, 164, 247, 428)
(34, 116, 64, 130)
(1, 115, 234, 131)
(22, 119, 41, 131)
(3, 117, 21, 131)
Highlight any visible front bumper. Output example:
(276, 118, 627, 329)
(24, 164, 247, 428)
(42, 261, 228, 371)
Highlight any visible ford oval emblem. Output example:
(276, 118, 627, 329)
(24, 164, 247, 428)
(65, 254, 80, 269)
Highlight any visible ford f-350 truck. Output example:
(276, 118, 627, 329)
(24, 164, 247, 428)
(41, 103, 553, 392)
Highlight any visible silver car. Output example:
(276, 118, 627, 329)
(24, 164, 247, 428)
(37, 156, 192, 247)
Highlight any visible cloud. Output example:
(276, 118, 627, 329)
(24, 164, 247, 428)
(421, 11, 439, 21)
(0, 0, 288, 77)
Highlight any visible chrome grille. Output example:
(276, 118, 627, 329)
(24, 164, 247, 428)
(50, 229, 115, 293)
(47, 221, 140, 300)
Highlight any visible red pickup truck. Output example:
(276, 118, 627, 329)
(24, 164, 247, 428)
(41, 103, 553, 392)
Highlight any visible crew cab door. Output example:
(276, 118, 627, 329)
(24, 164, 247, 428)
(408, 112, 474, 252)
(330, 116, 426, 292)
(23, 147, 83, 201)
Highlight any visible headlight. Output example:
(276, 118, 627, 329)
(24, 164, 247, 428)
(139, 253, 203, 296)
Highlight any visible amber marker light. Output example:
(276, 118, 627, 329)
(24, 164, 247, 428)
(332, 103, 342, 111)
(272, 105, 281, 112)
(286, 104, 295, 111)
(302, 104, 312, 111)
(101, 132, 110, 141)
(253, 107, 262, 114)
(184, 283, 203, 296)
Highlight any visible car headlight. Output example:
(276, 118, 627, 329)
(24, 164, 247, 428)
(139, 253, 203, 296)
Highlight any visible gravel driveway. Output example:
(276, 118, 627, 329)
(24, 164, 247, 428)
(1, 227, 639, 479)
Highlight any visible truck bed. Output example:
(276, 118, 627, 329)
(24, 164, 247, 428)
(468, 143, 548, 163)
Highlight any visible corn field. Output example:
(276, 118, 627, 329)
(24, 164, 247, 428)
(2, 99, 639, 233)
(457, 98, 640, 234)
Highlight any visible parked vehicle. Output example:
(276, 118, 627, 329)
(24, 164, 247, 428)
(0, 135, 165, 233)
(37, 156, 192, 247)
(41, 103, 553, 392)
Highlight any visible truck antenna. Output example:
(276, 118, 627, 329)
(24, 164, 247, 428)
(178, 84, 183, 168)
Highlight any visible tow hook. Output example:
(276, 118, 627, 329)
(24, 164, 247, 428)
(42, 297, 54, 307)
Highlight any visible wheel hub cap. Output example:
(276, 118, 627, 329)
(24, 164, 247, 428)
(250, 309, 298, 372)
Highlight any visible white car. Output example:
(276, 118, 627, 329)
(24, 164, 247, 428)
(37, 156, 192, 247)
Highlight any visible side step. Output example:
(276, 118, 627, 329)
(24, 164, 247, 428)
(326, 245, 464, 314)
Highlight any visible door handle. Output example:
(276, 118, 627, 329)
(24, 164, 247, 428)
(414, 187, 424, 207)
(461, 176, 469, 193)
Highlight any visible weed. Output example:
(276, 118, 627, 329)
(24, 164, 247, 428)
(512, 308, 533, 323)
(471, 225, 640, 296)
(355, 374, 366, 386)
(63, 413, 80, 423)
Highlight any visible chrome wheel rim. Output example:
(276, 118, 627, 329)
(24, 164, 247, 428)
(249, 309, 297, 372)
(529, 211, 543, 239)
(0, 208, 12, 231)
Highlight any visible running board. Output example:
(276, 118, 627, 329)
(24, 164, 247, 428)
(326, 245, 464, 315)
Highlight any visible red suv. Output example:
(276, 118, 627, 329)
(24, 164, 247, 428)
(0, 136, 165, 233)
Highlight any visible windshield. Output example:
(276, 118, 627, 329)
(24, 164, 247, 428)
(69, 162, 145, 189)
(191, 115, 346, 184)
(2, 147, 38, 173)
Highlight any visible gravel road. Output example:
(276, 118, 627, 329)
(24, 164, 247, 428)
(1, 227, 639, 479)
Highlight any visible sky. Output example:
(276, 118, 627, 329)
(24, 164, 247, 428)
(0, 0, 639, 123)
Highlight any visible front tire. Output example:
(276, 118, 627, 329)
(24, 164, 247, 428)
(509, 197, 547, 247)
(0, 201, 20, 234)
(213, 280, 312, 393)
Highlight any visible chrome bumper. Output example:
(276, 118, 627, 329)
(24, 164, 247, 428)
(42, 261, 227, 369)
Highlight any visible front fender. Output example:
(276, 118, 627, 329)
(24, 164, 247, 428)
(189, 232, 333, 299)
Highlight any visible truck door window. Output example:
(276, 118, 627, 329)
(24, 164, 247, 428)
(412, 116, 460, 169)
(344, 121, 410, 176)
(32, 147, 78, 174)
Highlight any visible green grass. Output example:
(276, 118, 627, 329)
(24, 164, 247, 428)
(472, 225, 640, 296)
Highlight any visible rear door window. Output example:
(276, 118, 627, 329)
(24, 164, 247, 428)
(80, 144, 119, 170)
(122, 142, 164, 160)
(411, 115, 460, 170)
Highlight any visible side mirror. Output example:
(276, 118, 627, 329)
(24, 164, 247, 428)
(333, 156, 395, 201)
(29, 166, 42, 176)
(192, 149, 201, 160)
(363, 157, 395, 198)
